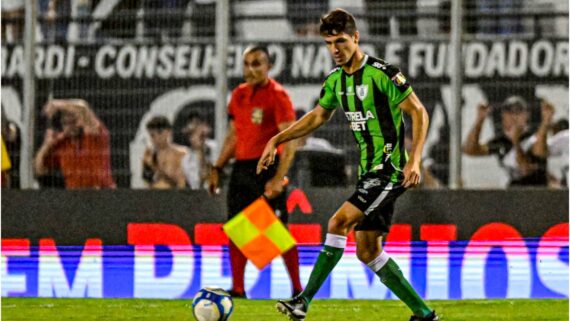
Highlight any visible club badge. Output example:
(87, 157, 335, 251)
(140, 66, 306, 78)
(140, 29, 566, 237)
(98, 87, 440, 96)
(356, 84, 369, 101)
(251, 108, 263, 124)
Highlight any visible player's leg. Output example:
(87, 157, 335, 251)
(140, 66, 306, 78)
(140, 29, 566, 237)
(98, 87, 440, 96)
(270, 191, 303, 296)
(300, 201, 363, 301)
(276, 201, 364, 320)
(355, 200, 438, 320)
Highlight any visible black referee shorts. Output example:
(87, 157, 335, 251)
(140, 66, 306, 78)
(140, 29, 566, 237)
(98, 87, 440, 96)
(227, 158, 288, 224)
(347, 171, 407, 233)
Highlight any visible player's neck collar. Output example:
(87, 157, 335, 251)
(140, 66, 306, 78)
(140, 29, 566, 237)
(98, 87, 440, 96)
(342, 54, 368, 75)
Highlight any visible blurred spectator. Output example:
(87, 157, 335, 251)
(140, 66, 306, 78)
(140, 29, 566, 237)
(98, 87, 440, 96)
(547, 119, 568, 188)
(365, 0, 417, 37)
(1, 109, 21, 188)
(286, 0, 327, 37)
(1, 0, 24, 42)
(142, 116, 187, 189)
(34, 99, 116, 189)
(290, 109, 347, 187)
(462, 96, 553, 187)
(145, 0, 188, 41)
(181, 113, 215, 190)
(39, 0, 72, 42)
(474, 0, 524, 35)
(405, 132, 442, 189)
(95, 0, 138, 39)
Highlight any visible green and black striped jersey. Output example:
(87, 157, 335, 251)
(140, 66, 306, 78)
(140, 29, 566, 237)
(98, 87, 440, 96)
(318, 55, 413, 182)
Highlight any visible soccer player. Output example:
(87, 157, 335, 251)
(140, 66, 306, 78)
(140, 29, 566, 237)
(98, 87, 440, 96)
(209, 45, 303, 298)
(257, 9, 439, 321)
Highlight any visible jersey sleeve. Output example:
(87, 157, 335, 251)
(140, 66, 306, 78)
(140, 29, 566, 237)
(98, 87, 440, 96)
(274, 90, 296, 125)
(377, 64, 413, 107)
(318, 78, 339, 110)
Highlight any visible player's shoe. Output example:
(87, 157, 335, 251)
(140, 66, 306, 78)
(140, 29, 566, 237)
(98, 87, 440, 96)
(276, 295, 308, 321)
(409, 310, 440, 321)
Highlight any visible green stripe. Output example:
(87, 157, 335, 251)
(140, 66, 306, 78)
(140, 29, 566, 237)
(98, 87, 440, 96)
(354, 69, 376, 173)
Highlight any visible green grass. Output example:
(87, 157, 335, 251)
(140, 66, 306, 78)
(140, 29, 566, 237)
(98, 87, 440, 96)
(2, 298, 568, 321)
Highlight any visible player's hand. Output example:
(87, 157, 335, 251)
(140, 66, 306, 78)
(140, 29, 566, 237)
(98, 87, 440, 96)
(208, 167, 221, 196)
(256, 138, 278, 174)
(402, 161, 421, 188)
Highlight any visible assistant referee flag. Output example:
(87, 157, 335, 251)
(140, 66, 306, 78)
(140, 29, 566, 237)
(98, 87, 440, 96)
(223, 197, 296, 270)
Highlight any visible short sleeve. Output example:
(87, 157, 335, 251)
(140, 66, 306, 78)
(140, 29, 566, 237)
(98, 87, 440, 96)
(274, 91, 296, 125)
(377, 64, 413, 107)
(318, 79, 339, 110)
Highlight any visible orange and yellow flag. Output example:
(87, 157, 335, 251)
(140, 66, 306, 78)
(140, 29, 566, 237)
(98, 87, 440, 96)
(223, 197, 296, 270)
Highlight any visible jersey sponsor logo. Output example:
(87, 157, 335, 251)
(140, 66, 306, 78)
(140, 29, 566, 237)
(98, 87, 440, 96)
(345, 111, 375, 131)
(346, 86, 355, 96)
(372, 61, 386, 70)
(356, 84, 369, 101)
(392, 72, 407, 86)
(383, 143, 393, 154)
(251, 108, 263, 124)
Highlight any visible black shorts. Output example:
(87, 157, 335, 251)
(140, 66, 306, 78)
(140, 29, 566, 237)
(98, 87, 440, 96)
(227, 158, 288, 224)
(347, 172, 406, 233)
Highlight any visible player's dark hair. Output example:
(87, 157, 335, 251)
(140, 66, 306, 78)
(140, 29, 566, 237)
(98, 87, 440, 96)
(146, 116, 172, 130)
(320, 9, 357, 36)
(244, 44, 273, 64)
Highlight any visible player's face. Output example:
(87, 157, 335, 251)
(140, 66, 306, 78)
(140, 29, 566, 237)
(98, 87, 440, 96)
(243, 50, 270, 87)
(323, 32, 359, 66)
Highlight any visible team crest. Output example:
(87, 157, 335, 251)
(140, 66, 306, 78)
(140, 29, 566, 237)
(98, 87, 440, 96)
(251, 108, 263, 124)
(356, 84, 369, 101)
(392, 72, 407, 86)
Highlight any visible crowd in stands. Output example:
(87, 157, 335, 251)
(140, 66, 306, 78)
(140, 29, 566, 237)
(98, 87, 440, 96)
(2, 0, 567, 43)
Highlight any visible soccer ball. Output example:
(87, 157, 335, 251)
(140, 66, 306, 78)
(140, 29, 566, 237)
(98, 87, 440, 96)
(192, 287, 234, 321)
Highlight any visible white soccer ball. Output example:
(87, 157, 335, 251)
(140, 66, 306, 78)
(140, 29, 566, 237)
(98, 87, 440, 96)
(192, 287, 234, 321)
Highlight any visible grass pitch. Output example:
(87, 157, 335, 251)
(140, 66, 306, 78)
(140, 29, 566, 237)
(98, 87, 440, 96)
(2, 298, 568, 321)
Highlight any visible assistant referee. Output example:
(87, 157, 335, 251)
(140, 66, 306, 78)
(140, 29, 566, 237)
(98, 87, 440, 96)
(209, 45, 303, 298)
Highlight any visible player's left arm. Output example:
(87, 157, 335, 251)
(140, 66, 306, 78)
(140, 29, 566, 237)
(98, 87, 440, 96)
(265, 121, 297, 198)
(398, 92, 429, 188)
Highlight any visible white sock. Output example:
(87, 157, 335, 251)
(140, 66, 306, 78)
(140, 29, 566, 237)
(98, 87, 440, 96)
(324, 233, 347, 249)
(367, 251, 390, 273)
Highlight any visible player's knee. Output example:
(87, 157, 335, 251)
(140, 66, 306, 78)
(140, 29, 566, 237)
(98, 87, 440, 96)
(356, 247, 381, 264)
(327, 213, 352, 233)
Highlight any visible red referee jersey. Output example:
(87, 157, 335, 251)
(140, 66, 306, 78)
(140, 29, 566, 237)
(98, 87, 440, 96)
(229, 78, 296, 160)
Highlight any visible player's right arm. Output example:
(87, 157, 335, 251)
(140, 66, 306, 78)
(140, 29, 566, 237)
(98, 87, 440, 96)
(462, 103, 490, 156)
(209, 120, 237, 195)
(256, 105, 334, 174)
